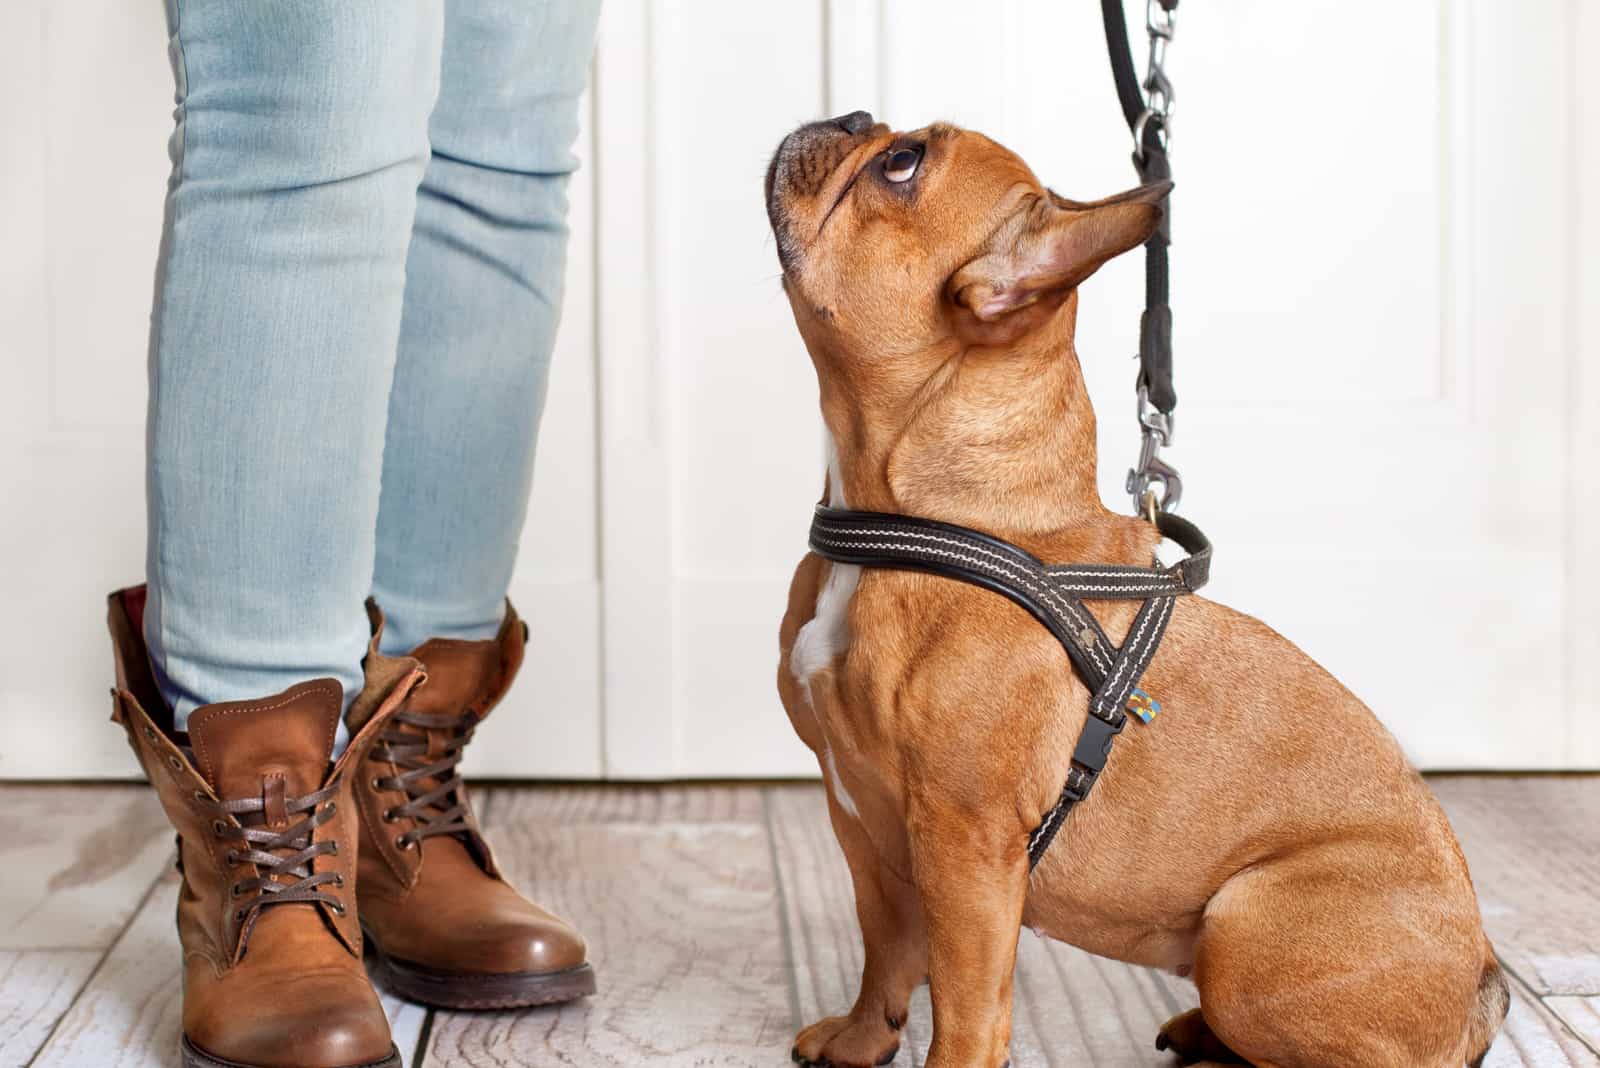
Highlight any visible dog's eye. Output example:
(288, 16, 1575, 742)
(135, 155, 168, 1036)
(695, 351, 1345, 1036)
(883, 146, 923, 184)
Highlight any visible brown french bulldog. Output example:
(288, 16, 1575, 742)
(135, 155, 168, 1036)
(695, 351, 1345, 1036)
(766, 111, 1507, 1068)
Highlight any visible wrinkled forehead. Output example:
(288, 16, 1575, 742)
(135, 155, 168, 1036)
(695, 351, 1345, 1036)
(927, 125, 1040, 195)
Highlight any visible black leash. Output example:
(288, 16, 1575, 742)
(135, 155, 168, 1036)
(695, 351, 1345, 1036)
(1102, 0, 1182, 516)
(809, 506, 1211, 869)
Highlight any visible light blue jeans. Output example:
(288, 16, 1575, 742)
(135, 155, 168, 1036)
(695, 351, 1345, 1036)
(144, 0, 601, 745)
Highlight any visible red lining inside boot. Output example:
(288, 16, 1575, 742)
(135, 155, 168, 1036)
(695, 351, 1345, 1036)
(125, 585, 147, 637)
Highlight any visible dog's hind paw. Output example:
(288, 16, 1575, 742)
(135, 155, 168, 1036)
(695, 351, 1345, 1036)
(1157, 1009, 1246, 1064)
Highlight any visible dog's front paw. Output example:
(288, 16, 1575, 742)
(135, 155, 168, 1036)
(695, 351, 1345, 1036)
(1156, 1008, 1244, 1064)
(792, 1014, 901, 1068)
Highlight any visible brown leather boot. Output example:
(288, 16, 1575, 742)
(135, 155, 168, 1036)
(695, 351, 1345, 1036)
(108, 586, 422, 1068)
(353, 600, 595, 1009)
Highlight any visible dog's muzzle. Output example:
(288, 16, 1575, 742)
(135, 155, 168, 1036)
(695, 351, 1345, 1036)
(765, 111, 881, 268)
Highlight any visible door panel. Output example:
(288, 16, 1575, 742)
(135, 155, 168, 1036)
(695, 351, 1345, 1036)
(594, 0, 826, 778)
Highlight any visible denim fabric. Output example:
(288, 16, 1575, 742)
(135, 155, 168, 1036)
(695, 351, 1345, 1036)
(144, 0, 601, 747)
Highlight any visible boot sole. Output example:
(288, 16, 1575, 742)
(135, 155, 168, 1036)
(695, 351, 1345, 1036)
(182, 1035, 401, 1068)
(365, 939, 597, 1011)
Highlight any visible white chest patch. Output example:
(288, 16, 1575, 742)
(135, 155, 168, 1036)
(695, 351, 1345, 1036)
(790, 558, 860, 695)
(792, 436, 863, 822)
(790, 437, 858, 699)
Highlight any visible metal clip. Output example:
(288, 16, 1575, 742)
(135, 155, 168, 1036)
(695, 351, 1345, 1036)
(1126, 386, 1182, 515)
(1133, 1, 1175, 159)
(1145, 49, 1171, 117)
(1146, 0, 1177, 39)
(1132, 108, 1170, 161)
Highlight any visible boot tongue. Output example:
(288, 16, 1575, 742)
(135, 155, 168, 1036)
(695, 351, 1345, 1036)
(405, 639, 500, 719)
(188, 680, 343, 805)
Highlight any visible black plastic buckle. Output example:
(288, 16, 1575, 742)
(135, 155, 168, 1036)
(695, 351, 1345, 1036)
(1066, 711, 1126, 803)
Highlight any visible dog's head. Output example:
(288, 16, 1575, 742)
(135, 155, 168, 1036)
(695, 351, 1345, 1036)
(765, 112, 1169, 362)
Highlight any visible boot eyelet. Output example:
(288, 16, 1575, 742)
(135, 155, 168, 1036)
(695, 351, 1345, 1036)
(395, 834, 415, 851)
(333, 874, 345, 887)
(327, 841, 339, 856)
(330, 902, 347, 916)
(211, 820, 227, 836)
(382, 808, 397, 823)
(193, 790, 207, 802)
(144, 727, 158, 743)
(230, 885, 242, 898)
(234, 909, 245, 922)
(370, 777, 384, 791)
(323, 801, 337, 816)
(224, 851, 239, 866)
(168, 755, 184, 771)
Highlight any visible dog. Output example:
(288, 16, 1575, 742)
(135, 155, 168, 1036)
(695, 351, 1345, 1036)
(766, 111, 1507, 1068)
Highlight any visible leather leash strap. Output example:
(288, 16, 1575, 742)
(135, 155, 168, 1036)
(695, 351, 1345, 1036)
(1102, 0, 1177, 420)
(808, 505, 1210, 869)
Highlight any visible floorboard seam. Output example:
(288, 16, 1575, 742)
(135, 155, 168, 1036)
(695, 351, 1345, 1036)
(762, 788, 805, 1039)
(1544, 996, 1600, 1063)
(410, 1008, 436, 1068)
(25, 857, 169, 1067)
(1497, 952, 1600, 1060)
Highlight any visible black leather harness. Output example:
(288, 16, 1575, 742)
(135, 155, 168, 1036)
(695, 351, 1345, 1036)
(808, 506, 1211, 869)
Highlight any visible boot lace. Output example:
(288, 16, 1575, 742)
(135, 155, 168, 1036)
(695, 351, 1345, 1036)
(370, 708, 476, 849)
(200, 783, 346, 922)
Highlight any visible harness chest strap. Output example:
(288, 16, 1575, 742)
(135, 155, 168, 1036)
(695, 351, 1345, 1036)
(807, 506, 1211, 869)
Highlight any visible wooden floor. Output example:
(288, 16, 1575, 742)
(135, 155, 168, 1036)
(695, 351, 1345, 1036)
(2, 776, 1596, 1067)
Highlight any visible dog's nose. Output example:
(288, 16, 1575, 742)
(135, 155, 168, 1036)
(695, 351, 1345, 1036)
(832, 110, 875, 135)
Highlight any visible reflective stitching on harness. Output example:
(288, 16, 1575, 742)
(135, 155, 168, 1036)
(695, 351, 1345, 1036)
(807, 506, 1209, 871)
(808, 530, 1115, 675)
(1095, 593, 1168, 711)
(808, 525, 1111, 649)
(810, 532, 1115, 675)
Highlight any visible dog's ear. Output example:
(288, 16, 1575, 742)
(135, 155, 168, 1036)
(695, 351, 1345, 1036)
(948, 181, 1170, 336)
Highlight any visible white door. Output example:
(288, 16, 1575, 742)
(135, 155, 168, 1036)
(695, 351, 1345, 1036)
(592, 0, 1600, 776)
(2, 0, 1596, 779)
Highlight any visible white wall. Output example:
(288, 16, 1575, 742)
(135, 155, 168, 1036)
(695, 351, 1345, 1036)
(1, 0, 1595, 779)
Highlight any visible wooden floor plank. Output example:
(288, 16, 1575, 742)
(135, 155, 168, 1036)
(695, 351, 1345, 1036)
(1009, 934, 1198, 1068)
(32, 872, 183, 1068)
(4, 780, 1595, 1066)
(1486, 987, 1600, 1067)
(1431, 776, 1600, 996)
(0, 784, 173, 952)
(424, 788, 791, 1066)
(31, 872, 432, 1068)
(764, 784, 1197, 1068)
(1545, 997, 1600, 1057)
(486, 781, 766, 826)
(0, 949, 100, 1067)
(762, 786, 859, 1031)
(382, 992, 429, 1068)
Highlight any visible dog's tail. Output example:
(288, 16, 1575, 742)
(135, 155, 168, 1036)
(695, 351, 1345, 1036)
(1465, 943, 1511, 1068)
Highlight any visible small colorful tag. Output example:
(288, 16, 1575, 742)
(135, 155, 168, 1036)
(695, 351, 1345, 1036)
(1125, 688, 1160, 723)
